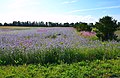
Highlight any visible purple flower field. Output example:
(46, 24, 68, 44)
(0, 27, 120, 52)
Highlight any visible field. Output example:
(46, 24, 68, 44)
(115, 30, 120, 39)
(0, 27, 120, 78)
(0, 26, 30, 29)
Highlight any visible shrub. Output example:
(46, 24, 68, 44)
(75, 23, 92, 31)
(95, 16, 120, 41)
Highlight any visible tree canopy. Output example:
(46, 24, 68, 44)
(95, 16, 119, 41)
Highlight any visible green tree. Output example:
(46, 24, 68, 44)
(118, 22, 120, 30)
(75, 23, 91, 31)
(0, 23, 2, 26)
(95, 16, 119, 41)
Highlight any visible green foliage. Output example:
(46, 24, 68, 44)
(0, 59, 120, 78)
(45, 33, 61, 39)
(95, 16, 119, 41)
(0, 44, 120, 65)
(88, 36, 98, 40)
(74, 23, 92, 31)
(115, 30, 120, 40)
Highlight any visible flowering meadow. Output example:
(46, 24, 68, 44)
(0, 27, 120, 77)
(0, 27, 90, 51)
(0, 27, 119, 65)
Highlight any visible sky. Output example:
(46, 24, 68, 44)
(0, 0, 120, 23)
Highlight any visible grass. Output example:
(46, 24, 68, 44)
(0, 26, 31, 30)
(0, 26, 30, 29)
(115, 30, 120, 39)
(0, 46, 120, 65)
(0, 58, 120, 78)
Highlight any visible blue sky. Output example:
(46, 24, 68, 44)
(0, 0, 120, 23)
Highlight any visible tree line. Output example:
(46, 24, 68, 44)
(0, 21, 77, 27)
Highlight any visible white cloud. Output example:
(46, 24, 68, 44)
(68, 5, 120, 13)
(0, 11, 97, 23)
(62, 0, 78, 4)
(0, 0, 120, 24)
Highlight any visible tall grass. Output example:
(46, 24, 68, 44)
(0, 45, 120, 65)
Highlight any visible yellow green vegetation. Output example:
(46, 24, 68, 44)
(0, 58, 120, 78)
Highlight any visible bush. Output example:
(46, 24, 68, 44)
(95, 16, 120, 41)
(74, 23, 92, 31)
